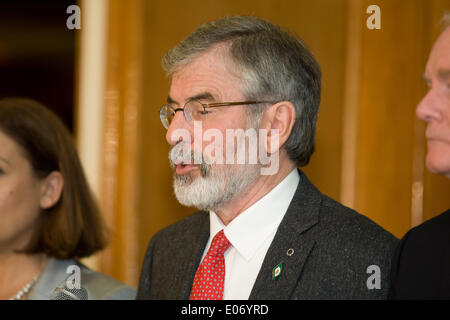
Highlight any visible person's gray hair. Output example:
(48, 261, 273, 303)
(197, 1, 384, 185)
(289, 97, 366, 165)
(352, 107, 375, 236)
(162, 16, 321, 167)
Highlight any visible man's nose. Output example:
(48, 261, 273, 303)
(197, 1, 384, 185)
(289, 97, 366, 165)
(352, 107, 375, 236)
(416, 89, 441, 123)
(165, 110, 190, 146)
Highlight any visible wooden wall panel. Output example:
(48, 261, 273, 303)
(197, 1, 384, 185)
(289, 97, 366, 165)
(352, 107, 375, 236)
(353, 0, 428, 237)
(340, 0, 363, 209)
(99, 0, 143, 286)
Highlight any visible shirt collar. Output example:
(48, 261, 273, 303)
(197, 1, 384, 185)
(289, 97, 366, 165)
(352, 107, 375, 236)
(209, 168, 300, 261)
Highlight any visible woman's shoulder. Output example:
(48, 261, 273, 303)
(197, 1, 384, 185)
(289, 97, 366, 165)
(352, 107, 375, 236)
(29, 258, 136, 300)
(77, 261, 136, 300)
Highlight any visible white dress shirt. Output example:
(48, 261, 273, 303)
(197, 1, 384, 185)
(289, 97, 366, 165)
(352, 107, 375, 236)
(203, 168, 300, 300)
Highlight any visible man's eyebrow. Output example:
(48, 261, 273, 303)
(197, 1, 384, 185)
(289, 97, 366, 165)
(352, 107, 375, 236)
(187, 92, 216, 102)
(167, 92, 216, 106)
(421, 73, 431, 84)
(166, 95, 178, 105)
(437, 69, 450, 81)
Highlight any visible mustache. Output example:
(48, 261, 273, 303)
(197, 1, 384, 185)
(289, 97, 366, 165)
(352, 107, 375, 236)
(169, 143, 210, 176)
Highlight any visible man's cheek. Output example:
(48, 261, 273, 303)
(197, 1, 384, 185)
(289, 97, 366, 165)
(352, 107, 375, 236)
(203, 128, 224, 165)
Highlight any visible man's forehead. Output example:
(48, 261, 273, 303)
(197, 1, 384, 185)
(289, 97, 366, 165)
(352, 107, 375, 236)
(425, 27, 450, 78)
(433, 27, 450, 60)
(168, 46, 245, 104)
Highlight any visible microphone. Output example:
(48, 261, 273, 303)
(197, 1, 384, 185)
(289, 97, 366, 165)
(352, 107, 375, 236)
(52, 284, 88, 300)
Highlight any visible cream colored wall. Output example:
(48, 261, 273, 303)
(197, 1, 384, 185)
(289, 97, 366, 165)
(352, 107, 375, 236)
(75, 0, 109, 271)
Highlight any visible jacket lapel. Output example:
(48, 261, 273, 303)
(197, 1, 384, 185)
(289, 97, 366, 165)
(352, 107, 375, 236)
(28, 258, 77, 300)
(177, 212, 210, 300)
(249, 170, 321, 300)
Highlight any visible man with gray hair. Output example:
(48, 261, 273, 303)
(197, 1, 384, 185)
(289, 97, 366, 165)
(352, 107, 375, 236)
(389, 13, 450, 299)
(137, 16, 397, 300)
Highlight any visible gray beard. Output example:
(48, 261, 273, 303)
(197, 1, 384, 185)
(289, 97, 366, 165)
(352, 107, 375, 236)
(169, 143, 261, 212)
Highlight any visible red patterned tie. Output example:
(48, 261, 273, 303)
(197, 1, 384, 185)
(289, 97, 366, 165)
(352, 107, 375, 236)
(189, 230, 231, 300)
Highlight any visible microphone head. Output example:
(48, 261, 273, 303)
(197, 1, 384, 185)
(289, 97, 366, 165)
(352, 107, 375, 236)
(52, 285, 88, 300)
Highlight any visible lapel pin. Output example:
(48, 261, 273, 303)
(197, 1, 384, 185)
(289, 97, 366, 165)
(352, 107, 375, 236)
(272, 263, 283, 280)
(286, 248, 294, 257)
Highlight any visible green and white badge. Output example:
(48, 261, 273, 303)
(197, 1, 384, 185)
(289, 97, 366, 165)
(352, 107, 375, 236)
(272, 263, 282, 279)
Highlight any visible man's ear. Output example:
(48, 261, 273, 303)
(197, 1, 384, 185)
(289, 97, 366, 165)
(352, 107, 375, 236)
(40, 171, 64, 210)
(259, 101, 296, 153)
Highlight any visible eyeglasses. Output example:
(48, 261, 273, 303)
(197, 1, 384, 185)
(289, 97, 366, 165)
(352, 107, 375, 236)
(159, 100, 274, 129)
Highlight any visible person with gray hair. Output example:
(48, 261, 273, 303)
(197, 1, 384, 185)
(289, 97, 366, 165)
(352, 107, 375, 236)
(137, 16, 397, 300)
(389, 13, 450, 299)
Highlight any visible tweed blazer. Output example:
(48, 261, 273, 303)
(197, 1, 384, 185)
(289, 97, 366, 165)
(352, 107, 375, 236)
(137, 170, 398, 299)
(27, 258, 136, 300)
